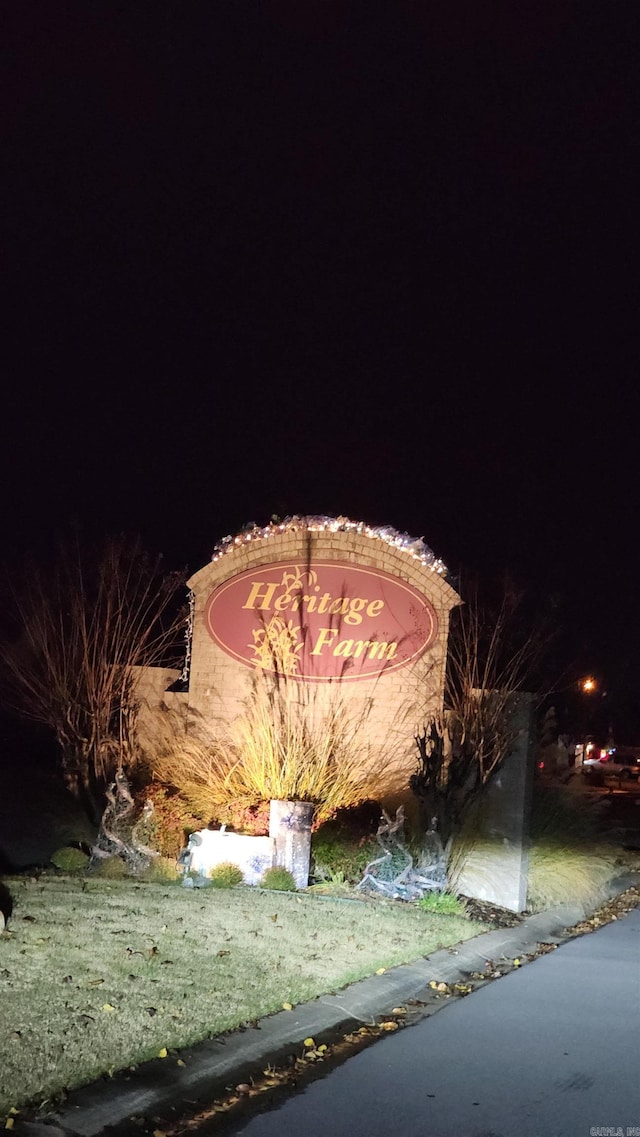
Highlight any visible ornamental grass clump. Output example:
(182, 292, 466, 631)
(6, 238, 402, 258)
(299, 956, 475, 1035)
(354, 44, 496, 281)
(149, 672, 377, 825)
(448, 784, 622, 911)
(525, 784, 619, 911)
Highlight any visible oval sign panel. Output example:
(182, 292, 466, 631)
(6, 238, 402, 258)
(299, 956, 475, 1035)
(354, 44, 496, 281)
(204, 560, 438, 682)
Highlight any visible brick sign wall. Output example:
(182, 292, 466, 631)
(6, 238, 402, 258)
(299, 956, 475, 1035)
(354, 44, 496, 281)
(183, 519, 461, 801)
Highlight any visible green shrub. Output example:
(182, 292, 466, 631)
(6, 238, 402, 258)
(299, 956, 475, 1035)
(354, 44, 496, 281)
(261, 866, 296, 891)
(418, 891, 466, 917)
(142, 856, 181, 884)
(312, 802, 380, 883)
(50, 846, 90, 873)
(134, 784, 203, 859)
(208, 862, 244, 888)
(91, 856, 129, 879)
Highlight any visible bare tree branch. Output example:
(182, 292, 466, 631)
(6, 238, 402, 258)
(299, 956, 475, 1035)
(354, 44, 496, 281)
(411, 584, 551, 848)
(0, 535, 186, 821)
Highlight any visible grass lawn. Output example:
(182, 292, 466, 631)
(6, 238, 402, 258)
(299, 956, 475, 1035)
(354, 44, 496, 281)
(0, 874, 486, 1116)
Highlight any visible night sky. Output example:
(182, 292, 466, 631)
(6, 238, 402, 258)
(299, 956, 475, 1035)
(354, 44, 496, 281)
(2, 3, 639, 734)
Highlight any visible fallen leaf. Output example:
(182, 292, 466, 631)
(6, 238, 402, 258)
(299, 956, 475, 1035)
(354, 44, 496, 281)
(236, 1083, 251, 1094)
(88, 978, 105, 987)
(102, 1003, 116, 1013)
(379, 1021, 399, 1031)
(375, 968, 386, 975)
(282, 1002, 293, 1011)
(303, 1037, 315, 1048)
(158, 1047, 168, 1059)
(513, 958, 522, 967)
(5, 1118, 15, 1130)
(176, 1059, 186, 1067)
(317, 1044, 328, 1053)
(217, 950, 231, 957)
(270, 914, 278, 922)
(391, 1007, 407, 1015)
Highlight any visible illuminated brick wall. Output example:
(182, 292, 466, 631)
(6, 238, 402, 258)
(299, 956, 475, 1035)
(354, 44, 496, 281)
(184, 525, 460, 801)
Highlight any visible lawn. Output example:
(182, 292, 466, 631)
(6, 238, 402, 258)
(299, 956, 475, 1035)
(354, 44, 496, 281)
(0, 874, 485, 1116)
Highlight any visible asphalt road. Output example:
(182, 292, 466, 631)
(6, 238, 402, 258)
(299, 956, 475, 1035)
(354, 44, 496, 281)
(231, 909, 640, 1137)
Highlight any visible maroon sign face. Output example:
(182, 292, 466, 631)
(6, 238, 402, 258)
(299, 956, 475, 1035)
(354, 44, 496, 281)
(204, 560, 438, 682)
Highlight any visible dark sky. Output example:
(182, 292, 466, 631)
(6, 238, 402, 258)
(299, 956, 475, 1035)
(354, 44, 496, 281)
(2, 3, 639, 730)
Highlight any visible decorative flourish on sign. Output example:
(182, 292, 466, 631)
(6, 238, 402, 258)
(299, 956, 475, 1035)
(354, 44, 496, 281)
(250, 616, 304, 674)
(280, 565, 318, 592)
(211, 515, 448, 577)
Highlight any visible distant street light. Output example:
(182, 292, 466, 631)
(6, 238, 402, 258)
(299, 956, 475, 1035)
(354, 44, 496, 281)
(576, 676, 598, 767)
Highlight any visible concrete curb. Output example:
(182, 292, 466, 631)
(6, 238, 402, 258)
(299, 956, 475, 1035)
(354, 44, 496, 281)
(36, 872, 640, 1136)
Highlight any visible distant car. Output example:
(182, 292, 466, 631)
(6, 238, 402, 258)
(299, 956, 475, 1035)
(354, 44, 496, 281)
(582, 747, 640, 782)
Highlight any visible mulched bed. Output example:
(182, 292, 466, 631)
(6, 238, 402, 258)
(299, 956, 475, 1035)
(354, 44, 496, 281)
(462, 882, 640, 931)
(567, 884, 640, 935)
(459, 896, 525, 927)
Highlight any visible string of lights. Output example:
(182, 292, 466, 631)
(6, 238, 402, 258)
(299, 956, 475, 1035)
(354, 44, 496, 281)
(210, 515, 448, 576)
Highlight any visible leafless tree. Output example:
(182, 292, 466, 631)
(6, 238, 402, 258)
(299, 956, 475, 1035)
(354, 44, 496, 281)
(411, 583, 550, 852)
(0, 536, 185, 822)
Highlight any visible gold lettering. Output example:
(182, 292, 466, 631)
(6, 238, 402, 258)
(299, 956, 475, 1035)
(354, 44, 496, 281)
(243, 577, 387, 629)
(351, 640, 373, 658)
(368, 641, 398, 660)
(343, 597, 367, 625)
(243, 581, 278, 611)
(333, 638, 354, 657)
(310, 627, 339, 655)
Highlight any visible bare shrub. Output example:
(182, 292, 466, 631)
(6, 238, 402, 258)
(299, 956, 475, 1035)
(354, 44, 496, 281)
(0, 536, 185, 821)
(412, 584, 550, 853)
